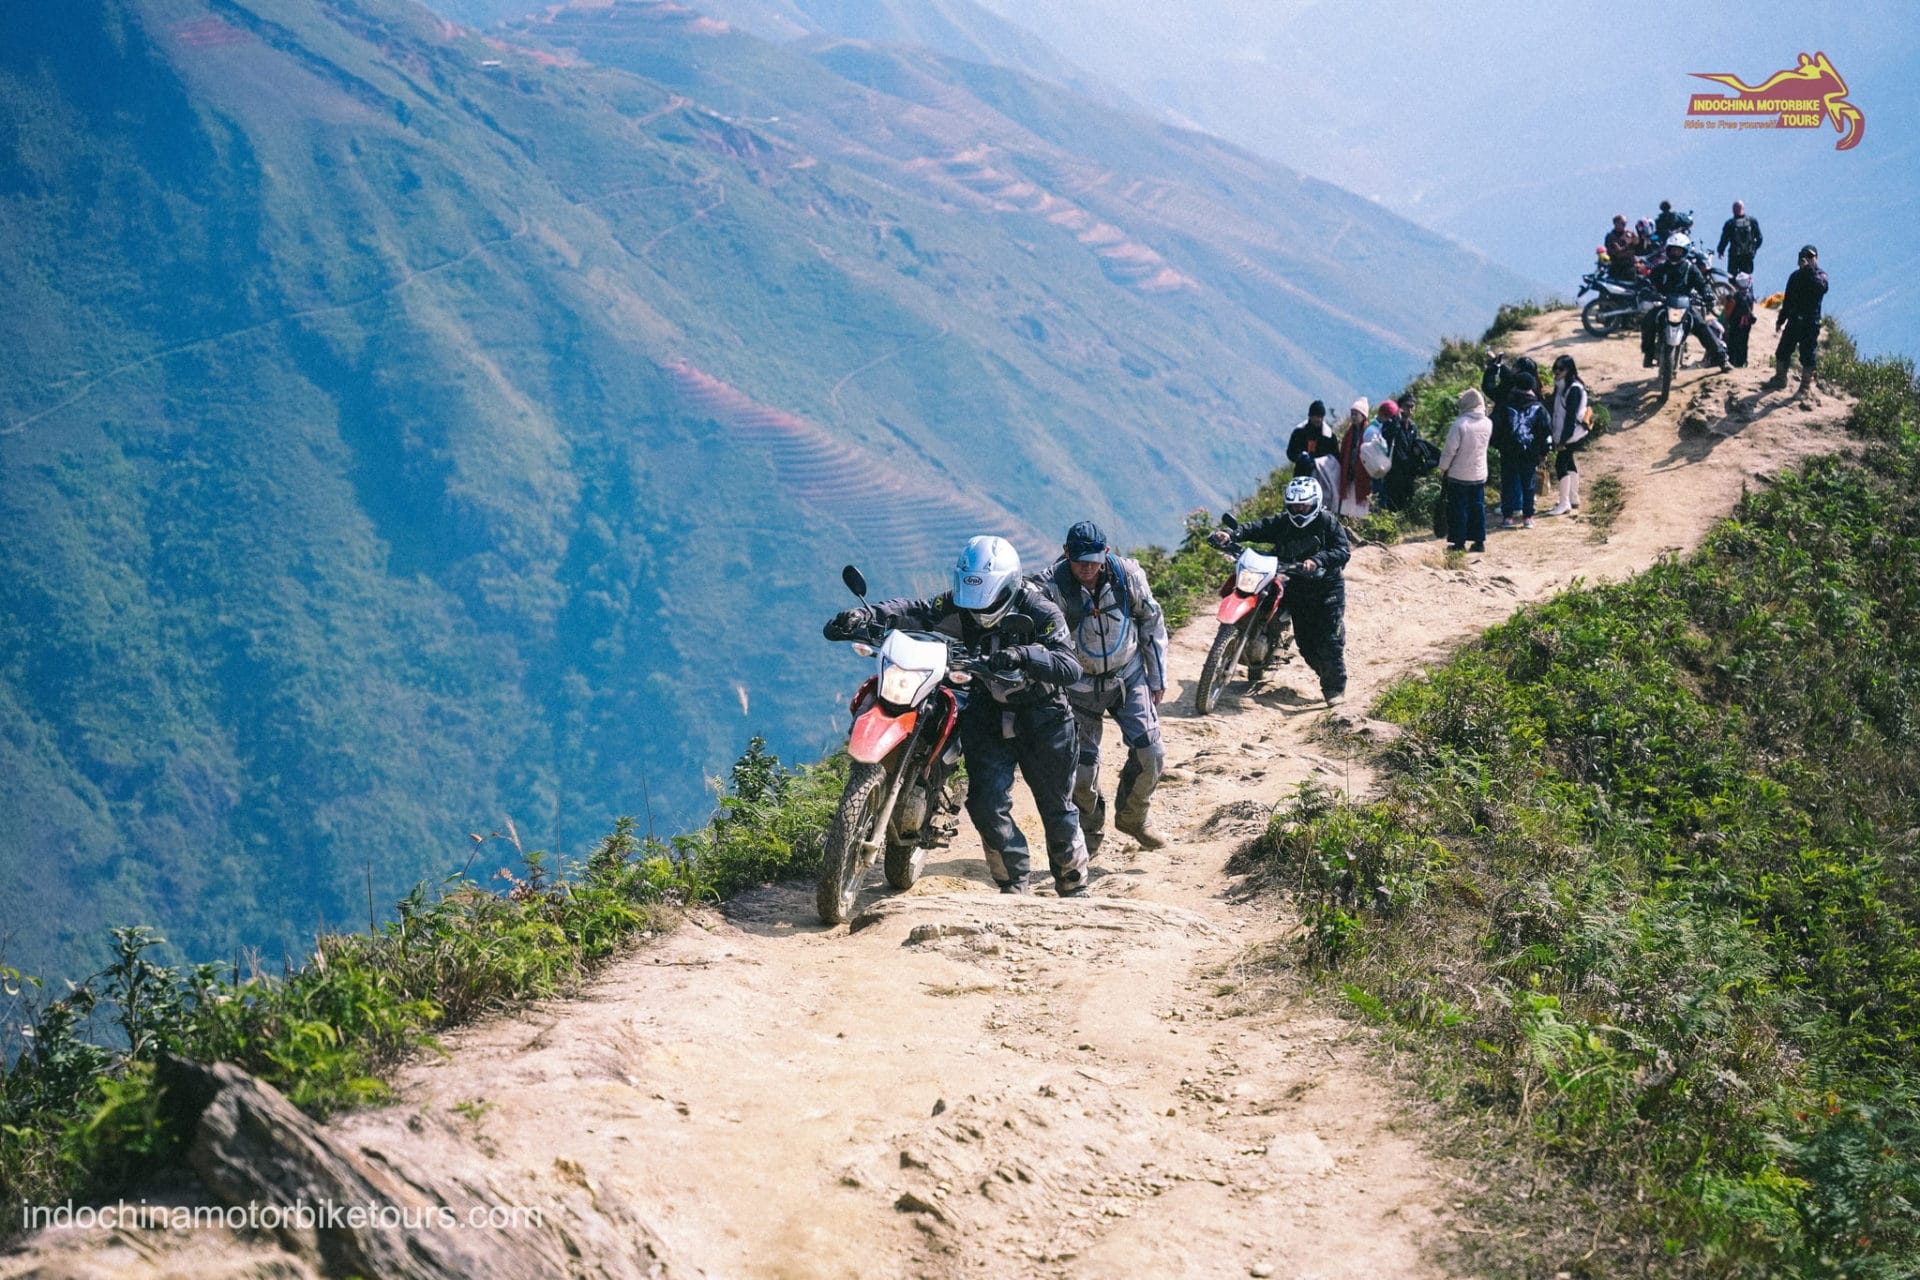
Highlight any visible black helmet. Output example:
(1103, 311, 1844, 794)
(1064, 520, 1107, 562)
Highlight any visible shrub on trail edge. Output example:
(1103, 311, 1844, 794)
(1240, 336, 1920, 1277)
(0, 739, 844, 1228)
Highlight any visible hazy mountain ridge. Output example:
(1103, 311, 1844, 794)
(1, 0, 1524, 983)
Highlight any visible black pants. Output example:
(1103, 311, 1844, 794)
(1283, 580, 1347, 700)
(1776, 317, 1819, 372)
(1727, 321, 1752, 367)
(1553, 438, 1586, 480)
(959, 699, 1088, 892)
(1726, 250, 1755, 277)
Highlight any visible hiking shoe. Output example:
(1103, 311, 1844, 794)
(1114, 812, 1166, 851)
(1522, 517, 1535, 529)
(1469, 542, 1485, 553)
(1059, 885, 1090, 899)
(998, 879, 1030, 895)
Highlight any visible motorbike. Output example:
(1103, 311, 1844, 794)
(1656, 291, 1710, 396)
(1579, 257, 1659, 337)
(817, 565, 1005, 925)
(1191, 513, 1304, 716)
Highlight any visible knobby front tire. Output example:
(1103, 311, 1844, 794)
(818, 760, 889, 924)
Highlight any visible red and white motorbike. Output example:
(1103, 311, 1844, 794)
(817, 565, 992, 924)
(1192, 513, 1303, 715)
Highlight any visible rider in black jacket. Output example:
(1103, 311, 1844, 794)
(1764, 244, 1830, 396)
(1209, 477, 1353, 709)
(1639, 235, 1729, 372)
(827, 536, 1090, 897)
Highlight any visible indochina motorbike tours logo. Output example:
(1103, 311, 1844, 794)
(1684, 52, 1864, 150)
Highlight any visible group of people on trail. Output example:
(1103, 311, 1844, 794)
(826, 523, 1171, 898)
(1603, 198, 1830, 395)
(1433, 352, 1591, 549)
(1284, 397, 1434, 520)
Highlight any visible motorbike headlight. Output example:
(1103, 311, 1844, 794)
(1235, 568, 1267, 594)
(879, 665, 930, 705)
(1667, 307, 1688, 323)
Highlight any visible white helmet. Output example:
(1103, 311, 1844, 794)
(1665, 232, 1690, 252)
(1284, 476, 1321, 527)
(952, 535, 1022, 627)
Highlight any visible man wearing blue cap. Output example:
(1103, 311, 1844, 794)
(1034, 521, 1170, 854)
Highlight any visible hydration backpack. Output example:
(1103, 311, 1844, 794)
(1728, 217, 1758, 254)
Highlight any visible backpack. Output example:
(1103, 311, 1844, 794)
(1506, 401, 1544, 456)
(1727, 217, 1758, 254)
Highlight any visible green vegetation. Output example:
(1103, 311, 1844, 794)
(1238, 331, 1920, 1276)
(0, 739, 843, 1228)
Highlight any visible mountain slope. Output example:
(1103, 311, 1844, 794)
(0, 0, 1525, 983)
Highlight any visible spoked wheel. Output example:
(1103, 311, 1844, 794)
(1193, 620, 1249, 716)
(818, 761, 889, 924)
(1581, 299, 1616, 337)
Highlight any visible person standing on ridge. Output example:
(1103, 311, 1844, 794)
(826, 536, 1091, 897)
(1033, 522, 1170, 856)
(1286, 400, 1338, 479)
(1492, 373, 1549, 529)
(1654, 200, 1687, 243)
(1438, 387, 1493, 553)
(1716, 200, 1763, 277)
(1209, 477, 1351, 710)
(1764, 244, 1830, 398)
(1334, 398, 1374, 517)
(1605, 214, 1647, 281)
(1724, 272, 1758, 368)
(1373, 399, 1422, 513)
(1542, 355, 1590, 517)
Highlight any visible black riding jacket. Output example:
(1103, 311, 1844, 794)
(1229, 509, 1352, 598)
(1781, 264, 1830, 325)
(863, 583, 1082, 709)
(1648, 257, 1711, 300)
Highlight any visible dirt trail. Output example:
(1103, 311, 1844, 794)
(8, 311, 1855, 1279)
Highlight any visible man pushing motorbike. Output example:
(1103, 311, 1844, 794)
(1208, 477, 1352, 710)
(826, 536, 1092, 897)
(1033, 521, 1170, 856)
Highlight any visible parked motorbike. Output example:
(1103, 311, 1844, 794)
(817, 565, 1003, 925)
(1192, 513, 1304, 715)
(1579, 260, 1659, 337)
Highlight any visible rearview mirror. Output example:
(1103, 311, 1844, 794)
(998, 615, 1035, 643)
(842, 565, 868, 599)
(1220, 511, 1239, 531)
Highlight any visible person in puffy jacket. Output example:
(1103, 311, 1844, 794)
(1209, 477, 1352, 709)
(1492, 376, 1550, 528)
(1542, 355, 1590, 517)
(1033, 521, 1170, 856)
(826, 536, 1089, 897)
(1438, 387, 1493, 553)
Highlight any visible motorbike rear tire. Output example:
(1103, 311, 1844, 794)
(1581, 299, 1615, 337)
(1193, 620, 1249, 716)
(818, 760, 889, 924)
(1659, 343, 1676, 396)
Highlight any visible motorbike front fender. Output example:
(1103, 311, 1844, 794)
(849, 706, 917, 764)
(1217, 592, 1259, 624)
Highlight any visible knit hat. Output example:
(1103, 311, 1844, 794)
(1458, 387, 1486, 414)
(1308, 399, 1326, 418)
(1349, 397, 1369, 417)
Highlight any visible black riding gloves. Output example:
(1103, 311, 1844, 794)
(986, 647, 1027, 673)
